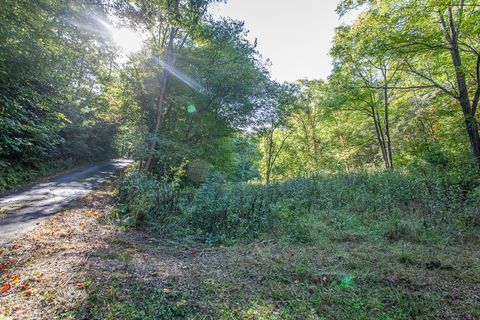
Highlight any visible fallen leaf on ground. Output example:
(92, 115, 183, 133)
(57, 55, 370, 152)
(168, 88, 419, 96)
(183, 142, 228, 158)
(11, 275, 21, 284)
(23, 289, 33, 296)
(1, 283, 11, 294)
(86, 210, 97, 217)
(76, 283, 85, 289)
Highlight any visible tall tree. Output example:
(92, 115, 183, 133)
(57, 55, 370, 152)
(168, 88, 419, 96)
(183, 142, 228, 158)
(331, 18, 403, 169)
(338, 0, 480, 165)
(0, 0, 119, 190)
(257, 82, 297, 184)
(141, 0, 215, 171)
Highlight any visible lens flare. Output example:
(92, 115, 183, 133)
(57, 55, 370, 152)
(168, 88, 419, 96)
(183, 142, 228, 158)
(153, 56, 206, 93)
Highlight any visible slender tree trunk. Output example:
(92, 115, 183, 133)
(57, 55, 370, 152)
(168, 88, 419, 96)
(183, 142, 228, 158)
(298, 115, 319, 170)
(144, 27, 177, 171)
(337, 131, 351, 172)
(264, 127, 291, 184)
(449, 32, 480, 162)
(370, 105, 389, 169)
(382, 72, 393, 170)
(309, 115, 321, 168)
(464, 115, 480, 162)
(439, 6, 480, 164)
(265, 130, 274, 185)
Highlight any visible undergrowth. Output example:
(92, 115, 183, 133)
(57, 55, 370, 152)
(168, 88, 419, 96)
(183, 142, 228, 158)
(117, 164, 480, 245)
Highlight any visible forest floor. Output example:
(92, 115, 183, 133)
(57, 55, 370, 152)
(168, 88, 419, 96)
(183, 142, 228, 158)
(0, 181, 479, 320)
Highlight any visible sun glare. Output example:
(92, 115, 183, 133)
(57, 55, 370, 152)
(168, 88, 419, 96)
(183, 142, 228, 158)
(94, 17, 144, 56)
(110, 27, 144, 55)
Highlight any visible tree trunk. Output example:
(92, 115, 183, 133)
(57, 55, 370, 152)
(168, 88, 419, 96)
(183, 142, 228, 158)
(439, 6, 480, 164)
(337, 131, 351, 172)
(370, 105, 389, 169)
(144, 27, 177, 171)
(449, 32, 480, 162)
(382, 73, 393, 170)
(265, 130, 274, 185)
(464, 114, 480, 163)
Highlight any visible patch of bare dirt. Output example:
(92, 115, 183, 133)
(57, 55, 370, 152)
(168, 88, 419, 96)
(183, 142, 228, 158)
(0, 183, 120, 319)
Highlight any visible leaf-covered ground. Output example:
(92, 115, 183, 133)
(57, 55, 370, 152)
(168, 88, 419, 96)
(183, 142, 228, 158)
(0, 182, 479, 320)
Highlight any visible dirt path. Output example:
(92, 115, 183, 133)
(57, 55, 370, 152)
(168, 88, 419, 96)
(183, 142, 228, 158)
(0, 159, 133, 245)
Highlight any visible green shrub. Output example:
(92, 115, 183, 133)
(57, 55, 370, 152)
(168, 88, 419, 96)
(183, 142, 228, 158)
(118, 162, 190, 228)
(118, 168, 480, 244)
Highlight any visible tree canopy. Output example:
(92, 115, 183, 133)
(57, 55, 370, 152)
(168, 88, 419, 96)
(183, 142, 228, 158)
(1, 0, 479, 187)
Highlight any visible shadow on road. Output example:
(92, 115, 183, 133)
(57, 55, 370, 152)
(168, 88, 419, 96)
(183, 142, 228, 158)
(0, 159, 133, 244)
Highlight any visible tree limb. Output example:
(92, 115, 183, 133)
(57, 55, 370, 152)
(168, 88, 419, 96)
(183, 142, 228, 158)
(404, 61, 458, 98)
(471, 53, 480, 116)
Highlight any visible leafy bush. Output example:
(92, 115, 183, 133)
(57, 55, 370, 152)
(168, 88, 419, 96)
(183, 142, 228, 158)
(118, 165, 184, 225)
(118, 167, 480, 244)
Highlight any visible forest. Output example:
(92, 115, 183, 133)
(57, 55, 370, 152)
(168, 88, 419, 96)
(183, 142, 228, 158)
(1, 0, 479, 319)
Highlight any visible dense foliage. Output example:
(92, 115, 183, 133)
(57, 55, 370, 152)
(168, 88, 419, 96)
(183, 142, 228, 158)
(0, 0, 120, 191)
(111, 0, 480, 247)
(1, 0, 479, 244)
(2, 1, 480, 319)
(263, 0, 480, 179)
(118, 163, 480, 245)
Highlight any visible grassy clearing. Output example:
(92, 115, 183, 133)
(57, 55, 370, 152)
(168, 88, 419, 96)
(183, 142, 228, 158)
(0, 180, 479, 319)
(66, 226, 479, 320)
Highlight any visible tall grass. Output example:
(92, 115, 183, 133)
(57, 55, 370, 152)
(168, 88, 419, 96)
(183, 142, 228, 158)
(118, 166, 480, 244)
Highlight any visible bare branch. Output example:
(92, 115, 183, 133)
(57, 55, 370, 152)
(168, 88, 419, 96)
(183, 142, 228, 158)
(472, 53, 480, 116)
(458, 41, 479, 55)
(270, 130, 293, 170)
(456, 0, 465, 35)
(447, 6, 458, 43)
(438, 10, 453, 45)
(404, 61, 458, 98)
